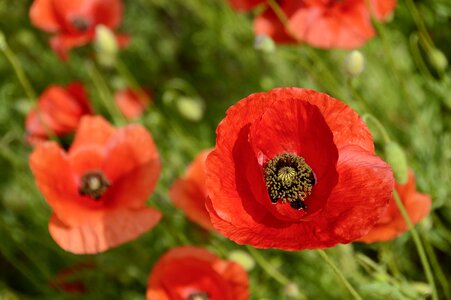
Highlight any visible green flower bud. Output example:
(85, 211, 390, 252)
(94, 25, 118, 67)
(254, 35, 276, 53)
(345, 50, 365, 76)
(428, 48, 448, 72)
(0, 31, 6, 51)
(228, 250, 255, 271)
(384, 142, 408, 184)
(176, 96, 205, 122)
(284, 282, 301, 299)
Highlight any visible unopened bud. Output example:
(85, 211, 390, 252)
(176, 96, 205, 122)
(228, 250, 255, 271)
(345, 50, 365, 76)
(428, 48, 448, 72)
(384, 142, 408, 184)
(94, 25, 118, 67)
(411, 282, 431, 296)
(254, 35, 275, 53)
(284, 282, 301, 298)
(0, 31, 6, 51)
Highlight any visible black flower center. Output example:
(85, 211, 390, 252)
(78, 171, 110, 200)
(263, 153, 316, 210)
(187, 292, 209, 300)
(71, 16, 90, 32)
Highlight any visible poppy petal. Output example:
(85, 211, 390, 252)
(30, 0, 60, 32)
(324, 145, 394, 242)
(29, 142, 91, 225)
(249, 97, 339, 217)
(269, 88, 375, 152)
(70, 116, 115, 153)
(49, 207, 162, 254)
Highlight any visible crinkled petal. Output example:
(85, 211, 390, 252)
(49, 207, 162, 254)
(268, 88, 374, 152)
(70, 116, 115, 153)
(30, 0, 60, 32)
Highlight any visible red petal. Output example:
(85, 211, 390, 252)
(29, 0, 60, 32)
(227, 0, 265, 11)
(249, 97, 339, 217)
(91, 0, 123, 28)
(29, 142, 91, 225)
(206, 92, 276, 228)
(269, 88, 375, 152)
(170, 150, 215, 231)
(50, 33, 92, 60)
(323, 145, 393, 242)
(49, 207, 162, 254)
(70, 116, 115, 153)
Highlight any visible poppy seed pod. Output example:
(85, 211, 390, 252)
(428, 48, 448, 72)
(345, 50, 365, 76)
(384, 141, 408, 185)
(206, 88, 394, 250)
(95, 25, 118, 67)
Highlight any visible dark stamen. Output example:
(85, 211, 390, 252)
(187, 292, 209, 300)
(263, 152, 315, 210)
(71, 17, 90, 32)
(79, 171, 110, 200)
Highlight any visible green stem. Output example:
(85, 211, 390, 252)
(409, 33, 433, 80)
(318, 250, 363, 300)
(420, 227, 451, 300)
(0, 32, 36, 101)
(85, 61, 125, 125)
(246, 246, 290, 286)
(401, 0, 434, 51)
(392, 190, 438, 300)
(362, 114, 391, 144)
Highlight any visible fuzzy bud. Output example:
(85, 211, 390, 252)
(228, 250, 255, 271)
(284, 282, 302, 299)
(254, 35, 276, 53)
(94, 25, 118, 67)
(0, 31, 6, 51)
(384, 142, 408, 184)
(345, 50, 365, 76)
(428, 48, 448, 72)
(176, 96, 205, 122)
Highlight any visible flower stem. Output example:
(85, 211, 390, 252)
(392, 190, 438, 300)
(0, 31, 36, 101)
(246, 246, 289, 285)
(85, 61, 125, 125)
(361, 114, 391, 144)
(318, 250, 363, 300)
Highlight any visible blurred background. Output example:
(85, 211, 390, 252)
(0, 0, 450, 299)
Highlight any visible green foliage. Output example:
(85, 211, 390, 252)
(0, 0, 450, 299)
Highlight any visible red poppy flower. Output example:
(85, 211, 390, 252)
(358, 170, 431, 243)
(227, 0, 265, 11)
(49, 262, 95, 294)
(29, 116, 162, 254)
(114, 88, 152, 120)
(146, 246, 249, 300)
(230, 0, 396, 48)
(206, 88, 394, 250)
(26, 82, 93, 146)
(169, 149, 215, 231)
(29, 0, 129, 60)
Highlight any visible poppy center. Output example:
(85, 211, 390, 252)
(263, 152, 316, 210)
(79, 171, 110, 200)
(70, 16, 90, 32)
(187, 291, 209, 300)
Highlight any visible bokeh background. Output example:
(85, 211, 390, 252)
(0, 0, 450, 299)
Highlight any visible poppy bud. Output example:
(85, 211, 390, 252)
(384, 142, 408, 184)
(284, 282, 302, 299)
(428, 48, 448, 72)
(94, 25, 118, 67)
(176, 96, 205, 122)
(254, 34, 276, 53)
(0, 30, 6, 50)
(228, 250, 255, 271)
(345, 50, 365, 76)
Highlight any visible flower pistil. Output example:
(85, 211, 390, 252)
(79, 171, 110, 200)
(188, 292, 210, 300)
(263, 152, 315, 210)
